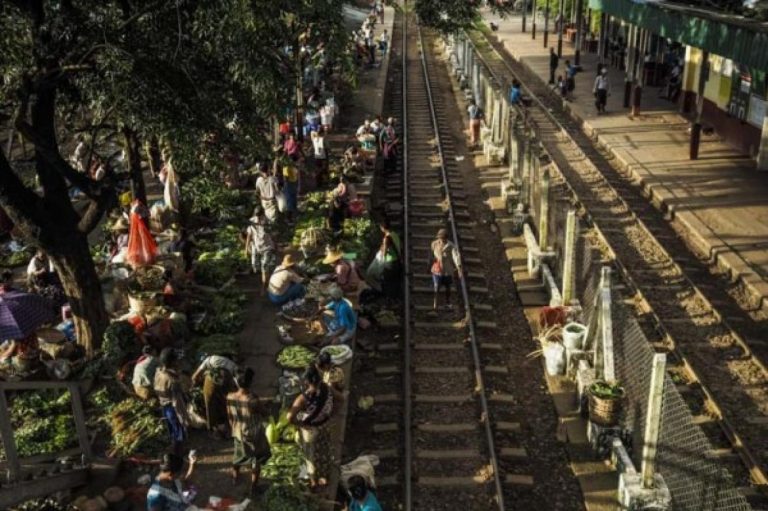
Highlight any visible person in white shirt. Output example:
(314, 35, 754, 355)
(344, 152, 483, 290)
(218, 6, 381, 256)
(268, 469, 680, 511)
(244, 207, 276, 294)
(26, 249, 55, 291)
(593, 67, 610, 114)
(254, 164, 279, 223)
(378, 30, 389, 54)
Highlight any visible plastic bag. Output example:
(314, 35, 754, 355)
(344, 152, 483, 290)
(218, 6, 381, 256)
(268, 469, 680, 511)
(340, 455, 379, 490)
(276, 191, 287, 213)
(126, 203, 158, 269)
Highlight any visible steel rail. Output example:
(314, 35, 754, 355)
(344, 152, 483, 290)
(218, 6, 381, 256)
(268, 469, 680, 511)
(400, 1, 413, 509)
(413, 22, 507, 511)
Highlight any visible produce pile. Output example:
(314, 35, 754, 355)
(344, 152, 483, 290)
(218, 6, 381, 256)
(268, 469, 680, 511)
(276, 345, 316, 369)
(263, 484, 321, 511)
(2, 390, 77, 458)
(0, 246, 32, 268)
(190, 289, 247, 336)
(106, 397, 166, 457)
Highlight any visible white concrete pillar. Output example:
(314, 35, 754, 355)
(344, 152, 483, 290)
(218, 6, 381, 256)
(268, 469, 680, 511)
(641, 353, 667, 489)
(562, 209, 577, 302)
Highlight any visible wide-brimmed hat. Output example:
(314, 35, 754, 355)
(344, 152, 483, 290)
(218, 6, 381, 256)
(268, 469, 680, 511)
(436, 228, 448, 239)
(322, 249, 344, 265)
(110, 217, 129, 232)
(281, 253, 298, 268)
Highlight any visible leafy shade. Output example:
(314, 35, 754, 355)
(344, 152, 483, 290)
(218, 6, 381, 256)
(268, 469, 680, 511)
(415, 0, 513, 33)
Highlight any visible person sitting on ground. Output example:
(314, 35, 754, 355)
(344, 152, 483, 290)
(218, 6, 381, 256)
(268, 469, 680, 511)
(315, 352, 345, 394)
(226, 367, 271, 496)
(192, 353, 238, 439)
(132, 345, 159, 400)
(319, 285, 357, 346)
(429, 228, 463, 312)
(245, 207, 276, 295)
(146, 452, 197, 511)
(347, 474, 383, 511)
(255, 163, 280, 224)
(268, 254, 306, 306)
(153, 348, 190, 455)
(323, 249, 367, 302)
(26, 249, 54, 291)
(0, 332, 41, 374)
(343, 146, 363, 174)
(287, 365, 335, 492)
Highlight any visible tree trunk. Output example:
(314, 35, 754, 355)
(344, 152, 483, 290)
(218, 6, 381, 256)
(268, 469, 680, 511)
(52, 233, 109, 356)
(145, 136, 162, 178)
(122, 127, 146, 204)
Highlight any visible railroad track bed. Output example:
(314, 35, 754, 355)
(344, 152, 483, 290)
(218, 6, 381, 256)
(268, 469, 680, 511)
(343, 9, 590, 510)
(468, 28, 768, 498)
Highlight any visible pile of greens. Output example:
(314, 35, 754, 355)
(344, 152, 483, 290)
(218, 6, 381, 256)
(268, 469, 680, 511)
(589, 380, 624, 400)
(5, 390, 77, 458)
(195, 249, 245, 287)
(190, 333, 238, 357)
(191, 290, 246, 335)
(107, 397, 166, 457)
(262, 443, 305, 482)
(262, 484, 320, 511)
(101, 321, 139, 371)
(0, 247, 31, 268)
(183, 174, 253, 222)
(276, 345, 316, 369)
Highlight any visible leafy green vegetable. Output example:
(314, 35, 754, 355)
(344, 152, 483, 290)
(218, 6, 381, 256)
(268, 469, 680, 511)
(4, 390, 77, 458)
(262, 443, 305, 482)
(262, 484, 321, 511)
(107, 397, 166, 457)
(102, 321, 139, 370)
(190, 333, 238, 357)
(276, 345, 315, 369)
(589, 380, 624, 399)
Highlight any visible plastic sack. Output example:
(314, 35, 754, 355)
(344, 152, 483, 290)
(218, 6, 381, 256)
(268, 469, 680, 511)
(348, 199, 365, 217)
(164, 162, 180, 212)
(126, 205, 158, 269)
(340, 455, 380, 490)
(275, 191, 287, 213)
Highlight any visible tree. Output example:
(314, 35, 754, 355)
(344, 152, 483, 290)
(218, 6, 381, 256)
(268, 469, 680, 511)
(415, 0, 514, 33)
(0, 0, 326, 354)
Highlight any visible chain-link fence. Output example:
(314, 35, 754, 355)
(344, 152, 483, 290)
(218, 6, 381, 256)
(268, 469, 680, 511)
(451, 32, 755, 511)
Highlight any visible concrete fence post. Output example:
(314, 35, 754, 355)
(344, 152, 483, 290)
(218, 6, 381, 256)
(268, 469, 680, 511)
(539, 166, 551, 250)
(641, 353, 667, 489)
(562, 208, 577, 302)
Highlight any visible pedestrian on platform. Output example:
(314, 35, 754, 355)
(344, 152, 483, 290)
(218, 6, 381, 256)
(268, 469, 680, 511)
(549, 47, 559, 84)
(565, 60, 576, 99)
(226, 368, 271, 496)
(429, 228, 463, 312)
(556, 75, 568, 99)
(268, 254, 306, 306)
(593, 67, 610, 114)
(467, 99, 484, 148)
(366, 220, 402, 298)
(192, 353, 237, 439)
(378, 29, 389, 54)
(246, 207, 276, 296)
(153, 348, 190, 455)
(287, 365, 335, 492)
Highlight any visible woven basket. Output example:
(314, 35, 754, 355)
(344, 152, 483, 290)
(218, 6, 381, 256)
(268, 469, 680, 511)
(587, 386, 624, 427)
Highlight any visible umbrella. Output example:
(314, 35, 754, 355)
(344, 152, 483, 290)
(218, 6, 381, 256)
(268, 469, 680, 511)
(0, 290, 56, 340)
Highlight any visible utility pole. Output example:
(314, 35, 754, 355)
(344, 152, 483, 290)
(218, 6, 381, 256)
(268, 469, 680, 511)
(574, 0, 584, 65)
(557, 0, 565, 57)
(544, 0, 551, 48)
(532, 0, 537, 39)
(690, 50, 709, 159)
(522, 0, 527, 33)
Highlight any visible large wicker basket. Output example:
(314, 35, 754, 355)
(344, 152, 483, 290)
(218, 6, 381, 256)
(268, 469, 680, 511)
(587, 384, 625, 427)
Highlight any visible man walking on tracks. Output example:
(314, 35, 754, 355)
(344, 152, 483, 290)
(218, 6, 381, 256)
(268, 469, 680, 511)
(429, 229, 463, 312)
(549, 47, 559, 84)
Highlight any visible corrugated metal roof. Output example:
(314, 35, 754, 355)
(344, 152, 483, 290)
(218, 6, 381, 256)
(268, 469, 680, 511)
(589, 0, 768, 70)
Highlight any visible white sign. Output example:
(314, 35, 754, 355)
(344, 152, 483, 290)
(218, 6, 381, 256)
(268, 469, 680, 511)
(748, 93, 766, 128)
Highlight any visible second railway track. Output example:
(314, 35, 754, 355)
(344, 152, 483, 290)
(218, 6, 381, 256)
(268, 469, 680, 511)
(467, 26, 768, 497)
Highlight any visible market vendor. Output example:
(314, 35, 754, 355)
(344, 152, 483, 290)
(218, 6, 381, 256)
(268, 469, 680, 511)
(153, 348, 190, 454)
(226, 367, 271, 496)
(146, 452, 197, 511)
(26, 249, 55, 291)
(0, 332, 41, 373)
(191, 354, 237, 439)
(316, 352, 345, 393)
(287, 365, 335, 492)
(347, 475, 383, 511)
(326, 196, 346, 238)
(322, 249, 367, 304)
(319, 286, 356, 346)
(282, 156, 300, 224)
(132, 345, 159, 400)
(343, 146, 363, 174)
(267, 254, 306, 306)
(109, 217, 130, 264)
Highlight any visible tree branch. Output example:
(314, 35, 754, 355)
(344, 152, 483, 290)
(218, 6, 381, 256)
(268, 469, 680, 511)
(0, 147, 48, 233)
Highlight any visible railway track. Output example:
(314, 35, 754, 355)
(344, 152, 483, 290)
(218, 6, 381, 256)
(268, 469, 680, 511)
(467, 27, 768, 500)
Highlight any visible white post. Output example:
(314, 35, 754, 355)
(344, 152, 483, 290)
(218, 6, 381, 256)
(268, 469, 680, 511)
(562, 208, 577, 302)
(539, 166, 551, 250)
(600, 267, 615, 382)
(641, 353, 667, 489)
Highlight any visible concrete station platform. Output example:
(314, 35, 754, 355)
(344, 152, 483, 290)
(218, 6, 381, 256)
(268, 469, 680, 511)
(481, 11, 768, 315)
